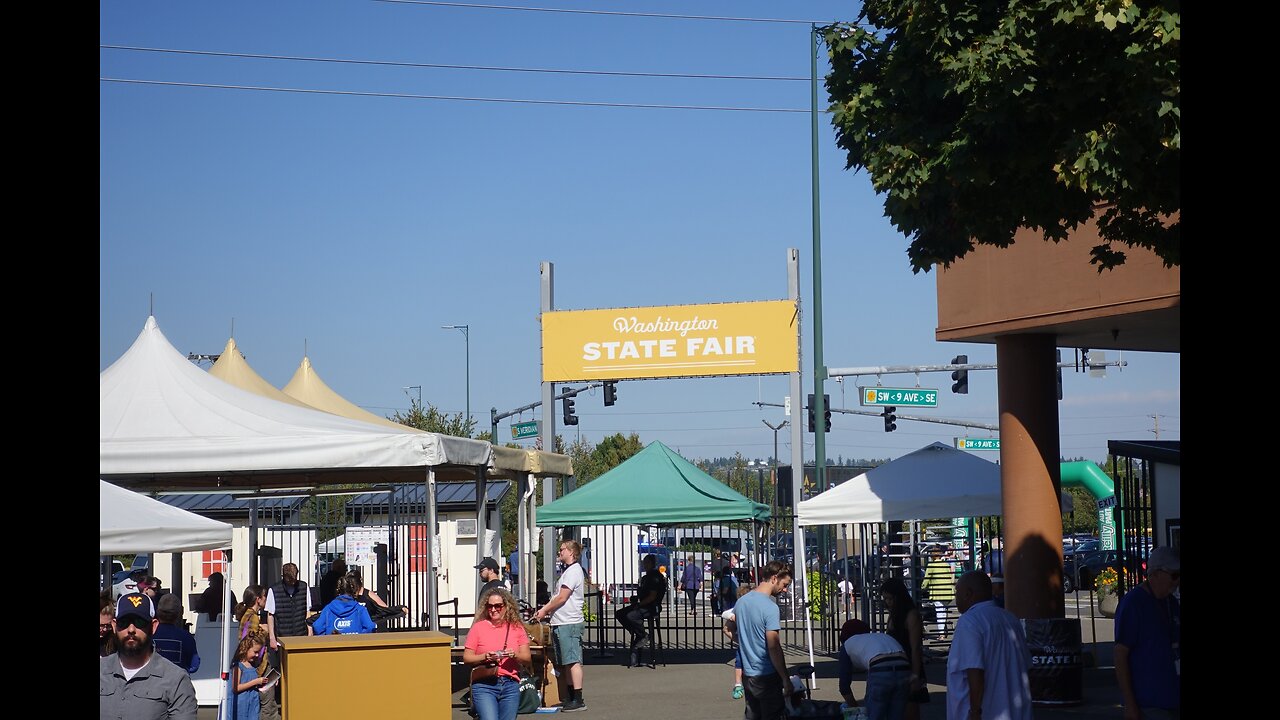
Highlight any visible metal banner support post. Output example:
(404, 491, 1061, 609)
(590, 589, 613, 658)
(540, 261, 557, 587)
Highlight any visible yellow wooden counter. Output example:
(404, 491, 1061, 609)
(280, 630, 452, 719)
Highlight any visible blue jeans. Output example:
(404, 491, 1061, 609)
(865, 667, 911, 720)
(471, 675, 520, 720)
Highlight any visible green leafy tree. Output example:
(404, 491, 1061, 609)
(390, 399, 476, 438)
(822, 0, 1179, 272)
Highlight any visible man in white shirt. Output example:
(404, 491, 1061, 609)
(532, 539, 588, 712)
(946, 571, 1032, 720)
(837, 618, 911, 720)
(838, 577, 856, 614)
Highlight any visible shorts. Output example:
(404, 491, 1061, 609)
(551, 622, 585, 665)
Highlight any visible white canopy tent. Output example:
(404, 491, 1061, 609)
(100, 479, 236, 713)
(101, 479, 234, 554)
(796, 442, 1003, 525)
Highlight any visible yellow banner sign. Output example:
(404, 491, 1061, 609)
(542, 300, 798, 382)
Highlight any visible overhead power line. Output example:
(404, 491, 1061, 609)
(99, 45, 808, 82)
(99, 78, 815, 113)
(370, 0, 838, 25)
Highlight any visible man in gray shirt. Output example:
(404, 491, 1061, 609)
(100, 592, 197, 720)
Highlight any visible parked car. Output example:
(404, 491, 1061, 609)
(1064, 538, 1101, 556)
(113, 569, 148, 599)
(1063, 549, 1145, 594)
(111, 554, 151, 599)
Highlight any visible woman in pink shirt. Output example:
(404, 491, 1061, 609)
(464, 588, 532, 720)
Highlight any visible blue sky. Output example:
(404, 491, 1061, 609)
(100, 1, 1179, 465)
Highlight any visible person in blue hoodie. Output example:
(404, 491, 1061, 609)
(312, 573, 376, 635)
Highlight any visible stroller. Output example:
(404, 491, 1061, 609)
(783, 664, 847, 718)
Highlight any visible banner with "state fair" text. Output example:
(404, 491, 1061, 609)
(542, 300, 799, 382)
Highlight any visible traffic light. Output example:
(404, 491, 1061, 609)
(951, 354, 969, 394)
(1055, 349, 1063, 400)
(883, 406, 897, 433)
(603, 381, 617, 407)
(562, 394, 579, 425)
(823, 393, 831, 433)
(806, 393, 816, 433)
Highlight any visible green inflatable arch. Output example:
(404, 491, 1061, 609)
(1060, 461, 1116, 550)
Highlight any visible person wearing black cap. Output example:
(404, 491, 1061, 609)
(99, 592, 198, 719)
(477, 557, 506, 602)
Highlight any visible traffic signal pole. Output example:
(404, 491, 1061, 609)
(756, 401, 999, 432)
(826, 355, 1126, 380)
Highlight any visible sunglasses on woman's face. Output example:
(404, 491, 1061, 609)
(487, 603, 505, 610)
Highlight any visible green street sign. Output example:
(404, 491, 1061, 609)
(511, 420, 541, 440)
(955, 437, 1000, 451)
(859, 386, 939, 408)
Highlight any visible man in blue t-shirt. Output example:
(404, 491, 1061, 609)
(1115, 546, 1180, 718)
(734, 560, 794, 720)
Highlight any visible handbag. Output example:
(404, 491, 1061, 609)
(469, 624, 511, 686)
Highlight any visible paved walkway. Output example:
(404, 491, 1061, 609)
(444, 643, 1122, 719)
(196, 605, 1119, 719)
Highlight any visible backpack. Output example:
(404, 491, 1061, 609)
(517, 673, 542, 714)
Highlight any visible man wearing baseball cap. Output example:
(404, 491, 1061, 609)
(476, 557, 506, 602)
(1115, 546, 1181, 719)
(100, 592, 197, 720)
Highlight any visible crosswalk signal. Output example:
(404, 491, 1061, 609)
(823, 393, 832, 432)
(562, 394, 579, 425)
(883, 406, 897, 433)
(603, 381, 617, 407)
(951, 355, 969, 394)
(806, 393, 816, 433)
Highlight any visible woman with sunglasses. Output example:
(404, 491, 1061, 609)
(464, 588, 531, 720)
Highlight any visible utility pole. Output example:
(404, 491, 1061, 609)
(1149, 414, 1161, 439)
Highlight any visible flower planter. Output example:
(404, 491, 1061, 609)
(1097, 590, 1119, 618)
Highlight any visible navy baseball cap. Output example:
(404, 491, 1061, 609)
(116, 592, 155, 622)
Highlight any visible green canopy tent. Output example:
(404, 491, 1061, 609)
(535, 441, 770, 526)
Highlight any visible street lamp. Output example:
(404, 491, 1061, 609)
(762, 419, 788, 558)
(441, 324, 470, 430)
(402, 385, 421, 406)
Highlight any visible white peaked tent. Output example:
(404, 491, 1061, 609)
(100, 480, 233, 553)
(100, 316, 492, 485)
(796, 442, 1003, 525)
